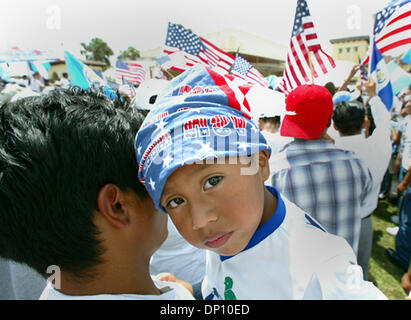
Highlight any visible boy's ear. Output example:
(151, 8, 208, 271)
(258, 150, 271, 181)
(96, 184, 130, 228)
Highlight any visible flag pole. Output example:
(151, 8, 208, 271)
(307, 50, 315, 84)
(368, 13, 377, 79)
(159, 64, 174, 79)
(228, 47, 240, 74)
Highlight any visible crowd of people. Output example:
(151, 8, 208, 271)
(0, 63, 410, 300)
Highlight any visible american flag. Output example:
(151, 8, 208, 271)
(362, 0, 411, 65)
(358, 57, 368, 81)
(278, 0, 336, 95)
(230, 54, 269, 88)
(115, 60, 146, 84)
(163, 22, 269, 87)
(164, 23, 233, 72)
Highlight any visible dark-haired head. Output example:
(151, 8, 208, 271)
(333, 100, 366, 136)
(0, 87, 147, 278)
(324, 82, 337, 97)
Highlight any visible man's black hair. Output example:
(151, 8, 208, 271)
(0, 87, 147, 278)
(324, 82, 337, 97)
(260, 116, 281, 126)
(333, 100, 366, 135)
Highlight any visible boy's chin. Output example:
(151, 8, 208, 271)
(213, 244, 247, 257)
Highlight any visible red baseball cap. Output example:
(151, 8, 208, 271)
(280, 84, 333, 140)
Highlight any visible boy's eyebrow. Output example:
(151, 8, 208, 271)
(161, 163, 215, 200)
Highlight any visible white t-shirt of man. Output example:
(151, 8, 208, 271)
(334, 96, 392, 218)
(401, 116, 411, 171)
(30, 78, 42, 93)
(261, 131, 293, 184)
(201, 186, 387, 300)
(39, 278, 194, 300)
(60, 78, 71, 89)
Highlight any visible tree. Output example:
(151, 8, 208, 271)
(80, 38, 114, 70)
(118, 46, 141, 61)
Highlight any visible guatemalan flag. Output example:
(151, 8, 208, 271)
(64, 51, 116, 99)
(64, 51, 106, 89)
(370, 39, 394, 111)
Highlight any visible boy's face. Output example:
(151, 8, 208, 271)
(160, 152, 271, 256)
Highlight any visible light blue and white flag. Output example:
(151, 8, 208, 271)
(64, 51, 116, 99)
(64, 51, 106, 89)
(370, 39, 394, 111)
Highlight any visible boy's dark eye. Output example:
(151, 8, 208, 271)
(204, 176, 223, 191)
(168, 197, 184, 209)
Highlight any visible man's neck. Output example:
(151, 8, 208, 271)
(57, 256, 161, 297)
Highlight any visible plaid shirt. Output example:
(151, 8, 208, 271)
(269, 139, 373, 254)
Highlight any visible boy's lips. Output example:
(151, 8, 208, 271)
(204, 231, 234, 249)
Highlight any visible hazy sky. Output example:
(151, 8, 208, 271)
(0, 0, 391, 58)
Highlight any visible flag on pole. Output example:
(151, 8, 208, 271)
(363, 0, 411, 65)
(278, 0, 336, 95)
(115, 60, 146, 84)
(163, 22, 268, 87)
(370, 39, 394, 111)
(358, 56, 368, 81)
(163, 22, 235, 73)
(230, 54, 269, 88)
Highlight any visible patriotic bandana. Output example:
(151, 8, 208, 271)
(134, 65, 270, 212)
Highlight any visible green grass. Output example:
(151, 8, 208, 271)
(368, 197, 408, 300)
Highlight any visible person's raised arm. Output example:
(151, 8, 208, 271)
(365, 78, 391, 132)
(339, 65, 360, 92)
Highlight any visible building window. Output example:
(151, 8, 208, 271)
(354, 46, 358, 52)
(339, 48, 343, 54)
(346, 47, 351, 53)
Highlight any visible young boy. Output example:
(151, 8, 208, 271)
(135, 65, 387, 300)
(0, 87, 193, 300)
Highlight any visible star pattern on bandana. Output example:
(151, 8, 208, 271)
(162, 152, 174, 168)
(148, 178, 156, 191)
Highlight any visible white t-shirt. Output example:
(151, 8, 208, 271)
(334, 96, 392, 218)
(30, 78, 42, 93)
(261, 131, 293, 156)
(60, 78, 71, 89)
(261, 131, 293, 183)
(150, 216, 206, 284)
(201, 186, 387, 300)
(401, 117, 411, 170)
(39, 278, 194, 300)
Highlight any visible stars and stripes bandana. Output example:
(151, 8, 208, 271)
(134, 65, 270, 212)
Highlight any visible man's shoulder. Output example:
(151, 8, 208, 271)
(272, 139, 362, 171)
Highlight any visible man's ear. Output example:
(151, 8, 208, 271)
(97, 184, 130, 228)
(258, 150, 271, 181)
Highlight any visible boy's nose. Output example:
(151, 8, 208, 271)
(191, 199, 218, 230)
